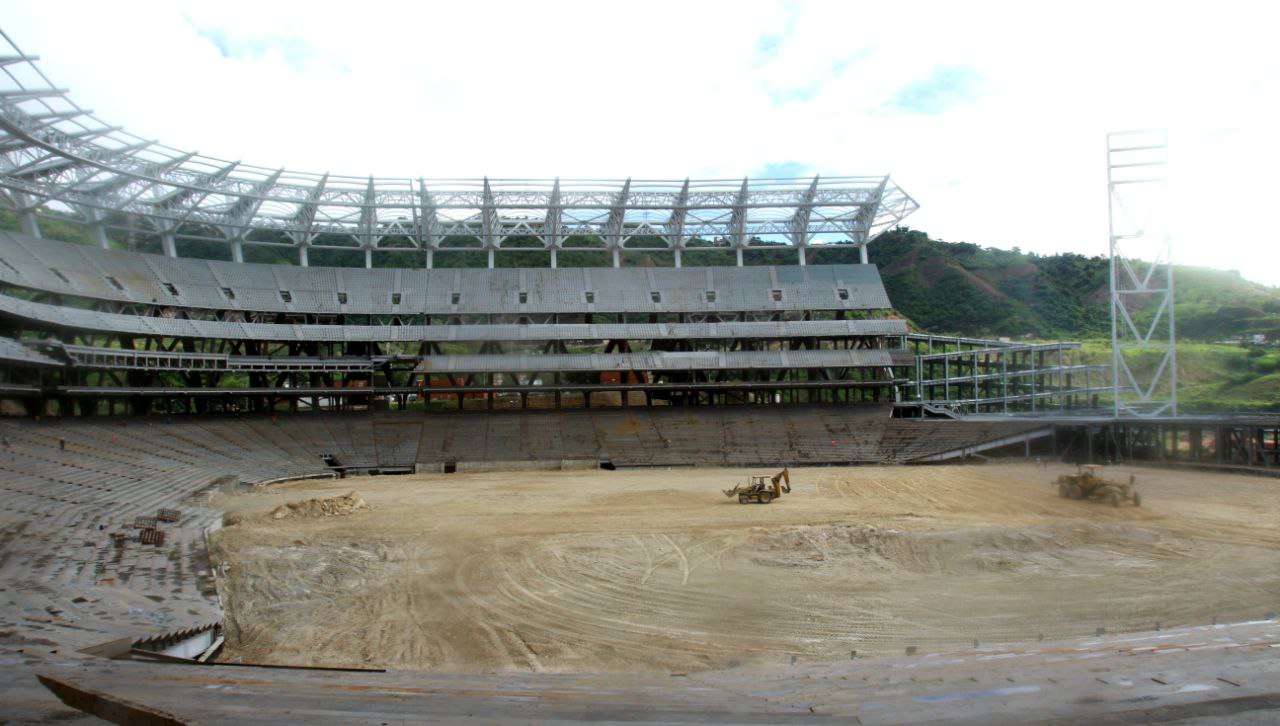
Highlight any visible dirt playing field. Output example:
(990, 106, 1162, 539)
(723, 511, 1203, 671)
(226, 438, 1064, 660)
(209, 463, 1280, 674)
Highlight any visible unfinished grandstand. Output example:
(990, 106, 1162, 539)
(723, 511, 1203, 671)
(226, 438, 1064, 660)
(2, 29, 1278, 724)
(0, 223, 1108, 464)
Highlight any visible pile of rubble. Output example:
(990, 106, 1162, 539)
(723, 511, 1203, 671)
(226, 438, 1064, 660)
(270, 491, 370, 520)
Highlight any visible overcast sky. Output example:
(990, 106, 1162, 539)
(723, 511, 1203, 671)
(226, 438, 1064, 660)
(2, 1, 1277, 283)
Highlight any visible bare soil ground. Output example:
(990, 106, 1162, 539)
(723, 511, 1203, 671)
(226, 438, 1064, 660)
(209, 462, 1280, 674)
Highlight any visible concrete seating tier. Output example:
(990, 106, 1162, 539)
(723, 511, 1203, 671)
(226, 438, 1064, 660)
(0, 232, 891, 317)
(0, 408, 1037, 662)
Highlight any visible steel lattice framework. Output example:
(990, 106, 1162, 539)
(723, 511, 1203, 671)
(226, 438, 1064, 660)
(1108, 129, 1176, 417)
(0, 31, 917, 268)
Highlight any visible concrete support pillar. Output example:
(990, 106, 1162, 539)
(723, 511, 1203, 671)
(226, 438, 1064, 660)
(85, 209, 110, 249)
(673, 248, 682, 268)
(162, 233, 177, 257)
(426, 248, 434, 269)
(18, 210, 39, 238)
(364, 248, 373, 269)
(13, 192, 39, 237)
(611, 247, 621, 268)
(859, 244, 869, 264)
(230, 240, 244, 263)
(488, 248, 495, 269)
(798, 247, 807, 266)
(735, 248, 744, 267)
(549, 248, 557, 268)
(299, 245, 309, 267)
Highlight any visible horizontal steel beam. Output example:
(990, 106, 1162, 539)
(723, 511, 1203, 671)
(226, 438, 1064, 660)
(55, 379, 908, 397)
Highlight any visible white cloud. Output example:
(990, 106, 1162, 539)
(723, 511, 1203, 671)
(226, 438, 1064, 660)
(2, 0, 1277, 283)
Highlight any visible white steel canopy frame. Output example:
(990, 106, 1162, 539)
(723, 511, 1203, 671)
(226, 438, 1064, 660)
(1107, 130, 1176, 417)
(0, 31, 917, 268)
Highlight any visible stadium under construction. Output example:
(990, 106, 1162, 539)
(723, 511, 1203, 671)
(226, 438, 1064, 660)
(1, 29, 1278, 725)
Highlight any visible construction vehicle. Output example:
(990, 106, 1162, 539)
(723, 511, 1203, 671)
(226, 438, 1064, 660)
(1054, 465, 1141, 507)
(724, 468, 791, 504)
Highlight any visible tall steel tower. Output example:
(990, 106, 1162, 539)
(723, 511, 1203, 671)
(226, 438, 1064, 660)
(1108, 130, 1176, 417)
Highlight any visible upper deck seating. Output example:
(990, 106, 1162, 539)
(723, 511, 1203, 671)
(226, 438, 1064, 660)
(0, 232, 891, 316)
(0, 292, 909, 341)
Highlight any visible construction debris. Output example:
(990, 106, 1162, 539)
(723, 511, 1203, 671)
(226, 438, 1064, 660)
(138, 528, 165, 546)
(270, 491, 370, 520)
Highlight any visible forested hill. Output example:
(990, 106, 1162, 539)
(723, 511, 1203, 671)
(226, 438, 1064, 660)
(872, 228, 1280, 340)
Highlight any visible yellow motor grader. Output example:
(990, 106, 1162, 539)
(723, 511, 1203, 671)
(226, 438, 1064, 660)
(724, 468, 791, 504)
(1054, 465, 1141, 507)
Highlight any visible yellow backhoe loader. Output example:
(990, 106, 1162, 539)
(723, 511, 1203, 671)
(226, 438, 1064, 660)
(723, 468, 791, 504)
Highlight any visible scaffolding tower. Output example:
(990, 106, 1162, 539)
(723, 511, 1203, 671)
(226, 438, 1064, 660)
(1107, 129, 1176, 417)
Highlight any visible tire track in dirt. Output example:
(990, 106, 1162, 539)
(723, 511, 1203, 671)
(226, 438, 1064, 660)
(212, 462, 1280, 672)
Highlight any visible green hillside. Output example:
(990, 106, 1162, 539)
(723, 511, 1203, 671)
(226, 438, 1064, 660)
(867, 228, 1280, 412)
(1077, 341, 1280, 413)
(871, 228, 1280, 341)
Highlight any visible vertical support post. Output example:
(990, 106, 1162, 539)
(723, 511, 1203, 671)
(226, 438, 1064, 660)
(1030, 349, 1037, 412)
(162, 232, 177, 258)
(1058, 347, 1065, 412)
(730, 177, 749, 269)
(603, 177, 630, 271)
(944, 356, 950, 403)
(1002, 354, 1008, 414)
(972, 351, 979, 412)
(418, 179, 442, 271)
(13, 191, 40, 237)
(84, 208, 110, 248)
(544, 178, 563, 266)
(668, 178, 689, 269)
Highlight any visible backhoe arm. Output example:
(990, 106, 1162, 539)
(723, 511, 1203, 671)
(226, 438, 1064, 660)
(771, 468, 791, 496)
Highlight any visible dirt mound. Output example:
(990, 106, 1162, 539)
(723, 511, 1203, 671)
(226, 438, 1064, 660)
(270, 491, 370, 520)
